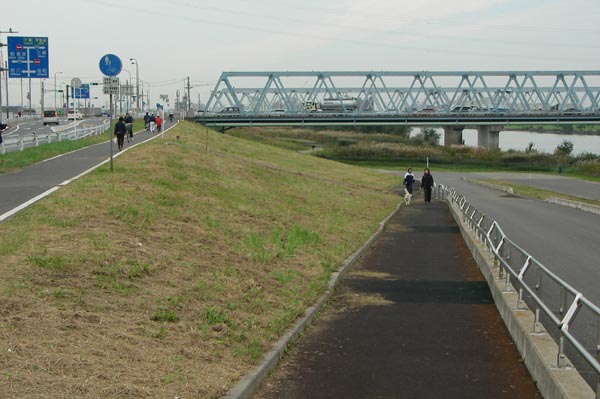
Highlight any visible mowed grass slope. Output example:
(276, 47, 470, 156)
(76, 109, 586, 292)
(0, 122, 399, 398)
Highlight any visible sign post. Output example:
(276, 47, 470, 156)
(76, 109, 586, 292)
(71, 78, 81, 136)
(99, 54, 122, 172)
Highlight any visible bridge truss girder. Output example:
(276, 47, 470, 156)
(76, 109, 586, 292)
(203, 71, 600, 116)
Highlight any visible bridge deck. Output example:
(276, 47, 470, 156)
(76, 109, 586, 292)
(195, 113, 600, 127)
(255, 198, 542, 398)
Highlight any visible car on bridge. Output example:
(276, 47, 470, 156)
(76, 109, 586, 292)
(219, 106, 241, 114)
(268, 109, 287, 115)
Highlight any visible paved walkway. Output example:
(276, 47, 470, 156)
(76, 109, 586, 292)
(0, 121, 176, 220)
(467, 171, 600, 201)
(256, 199, 542, 399)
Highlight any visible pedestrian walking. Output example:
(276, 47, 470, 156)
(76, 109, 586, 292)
(143, 112, 150, 130)
(124, 112, 134, 142)
(149, 113, 156, 133)
(558, 164, 563, 175)
(0, 122, 8, 144)
(421, 168, 434, 204)
(403, 167, 415, 194)
(156, 114, 163, 133)
(168, 112, 173, 123)
(114, 116, 127, 151)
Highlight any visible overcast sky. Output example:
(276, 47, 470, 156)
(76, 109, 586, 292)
(3, 0, 600, 111)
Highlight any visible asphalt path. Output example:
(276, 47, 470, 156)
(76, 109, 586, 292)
(0, 120, 177, 220)
(465, 172, 600, 200)
(256, 201, 542, 399)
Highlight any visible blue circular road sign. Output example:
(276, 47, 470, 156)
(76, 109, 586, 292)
(99, 54, 122, 77)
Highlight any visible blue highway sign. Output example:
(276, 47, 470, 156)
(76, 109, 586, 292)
(99, 54, 122, 77)
(72, 84, 90, 99)
(7, 36, 50, 78)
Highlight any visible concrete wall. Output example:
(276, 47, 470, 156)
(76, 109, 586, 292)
(444, 126, 464, 146)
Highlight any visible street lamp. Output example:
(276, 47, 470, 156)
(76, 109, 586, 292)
(54, 71, 62, 110)
(129, 58, 139, 111)
(122, 68, 132, 112)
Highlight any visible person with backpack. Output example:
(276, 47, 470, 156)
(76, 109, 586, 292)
(149, 113, 156, 133)
(114, 117, 127, 151)
(124, 113, 134, 142)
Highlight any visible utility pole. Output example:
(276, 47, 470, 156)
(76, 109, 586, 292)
(40, 80, 44, 114)
(186, 76, 192, 111)
(4, 60, 8, 119)
(66, 84, 70, 112)
(1, 28, 20, 121)
(176, 90, 180, 111)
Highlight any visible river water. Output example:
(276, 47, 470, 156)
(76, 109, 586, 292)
(418, 128, 600, 155)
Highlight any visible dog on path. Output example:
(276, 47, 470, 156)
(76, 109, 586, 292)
(403, 188, 412, 206)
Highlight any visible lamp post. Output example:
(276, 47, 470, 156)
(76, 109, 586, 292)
(129, 58, 139, 111)
(122, 68, 132, 112)
(53, 71, 62, 111)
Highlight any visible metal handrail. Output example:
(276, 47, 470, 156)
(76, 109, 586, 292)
(1, 120, 110, 154)
(437, 184, 600, 396)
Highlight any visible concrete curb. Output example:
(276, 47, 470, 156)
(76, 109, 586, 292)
(222, 202, 403, 399)
(446, 199, 595, 399)
(547, 197, 600, 215)
(462, 177, 514, 194)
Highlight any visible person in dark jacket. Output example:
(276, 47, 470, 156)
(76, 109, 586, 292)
(421, 168, 434, 203)
(124, 113, 134, 142)
(0, 122, 7, 144)
(114, 116, 127, 151)
(143, 112, 150, 130)
(403, 167, 415, 194)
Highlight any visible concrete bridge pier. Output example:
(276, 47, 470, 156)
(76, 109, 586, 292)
(477, 125, 502, 149)
(443, 126, 464, 146)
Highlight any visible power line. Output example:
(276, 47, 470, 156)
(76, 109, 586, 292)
(85, 0, 600, 62)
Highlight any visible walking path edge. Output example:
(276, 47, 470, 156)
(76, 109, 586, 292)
(222, 202, 402, 399)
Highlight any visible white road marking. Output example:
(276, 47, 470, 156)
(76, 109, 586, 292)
(1, 122, 180, 222)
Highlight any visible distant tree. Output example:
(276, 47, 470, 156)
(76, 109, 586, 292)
(554, 140, 574, 158)
(526, 142, 535, 153)
(415, 128, 440, 145)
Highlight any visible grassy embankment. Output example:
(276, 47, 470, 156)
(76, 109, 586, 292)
(0, 120, 145, 174)
(0, 121, 398, 398)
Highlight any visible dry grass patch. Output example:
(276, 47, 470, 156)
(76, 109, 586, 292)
(0, 122, 398, 398)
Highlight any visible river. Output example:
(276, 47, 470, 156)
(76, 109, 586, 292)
(418, 128, 600, 155)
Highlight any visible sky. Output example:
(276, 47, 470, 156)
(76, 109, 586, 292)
(2, 0, 600, 112)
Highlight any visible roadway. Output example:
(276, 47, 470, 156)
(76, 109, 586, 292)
(0, 119, 177, 220)
(462, 171, 600, 200)
(195, 112, 600, 128)
(1, 116, 104, 138)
